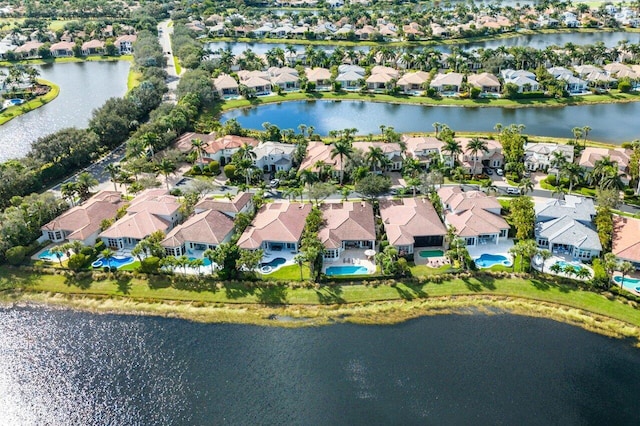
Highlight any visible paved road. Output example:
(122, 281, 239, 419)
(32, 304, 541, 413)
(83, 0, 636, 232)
(158, 19, 179, 103)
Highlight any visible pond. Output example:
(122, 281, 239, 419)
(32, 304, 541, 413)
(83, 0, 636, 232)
(1, 306, 639, 424)
(221, 99, 640, 143)
(0, 60, 130, 161)
(206, 31, 638, 56)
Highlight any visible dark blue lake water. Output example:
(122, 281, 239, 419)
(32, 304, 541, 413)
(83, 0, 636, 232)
(1, 305, 639, 425)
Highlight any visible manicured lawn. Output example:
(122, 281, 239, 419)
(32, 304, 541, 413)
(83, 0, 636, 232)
(3, 266, 640, 327)
(173, 56, 182, 75)
(261, 264, 311, 281)
(0, 79, 59, 125)
(127, 69, 142, 91)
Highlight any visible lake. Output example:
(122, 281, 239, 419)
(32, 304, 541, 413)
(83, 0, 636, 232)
(221, 100, 640, 143)
(206, 31, 638, 56)
(1, 305, 639, 424)
(0, 61, 130, 161)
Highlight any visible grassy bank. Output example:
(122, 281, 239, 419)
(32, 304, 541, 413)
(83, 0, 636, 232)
(216, 90, 640, 114)
(0, 79, 60, 126)
(2, 267, 640, 343)
(0, 55, 133, 67)
(127, 69, 142, 91)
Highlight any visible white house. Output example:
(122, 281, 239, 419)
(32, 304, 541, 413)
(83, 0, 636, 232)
(253, 141, 296, 173)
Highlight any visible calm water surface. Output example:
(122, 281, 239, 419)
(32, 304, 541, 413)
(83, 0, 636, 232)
(221, 99, 640, 142)
(1, 306, 639, 424)
(0, 61, 129, 161)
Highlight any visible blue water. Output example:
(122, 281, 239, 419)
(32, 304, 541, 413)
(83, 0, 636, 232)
(555, 261, 583, 272)
(325, 265, 369, 276)
(8, 98, 23, 105)
(38, 249, 62, 261)
(475, 253, 512, 268)
(93, 256, 134, 269)
(188, 257, 212, 266)
(261, 257, 286, 268)
(220, 100, 640, 143)
(613, 275, 640, 292)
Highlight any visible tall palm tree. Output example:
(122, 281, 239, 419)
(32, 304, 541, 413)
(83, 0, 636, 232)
(552, 185, 567, 200)
(549, 150, 568, 178)
(76, 172, 98, 201)
(562, 163, 583, 193)
(190, 138, 207, 173)
(366, 146, 387, 173)
(203, 248, 217, 274)
(140, 132, 160, 158)
(442, 139, 463, 169)
(571, 127, 583, 145)
(582, 125, 591, 148)
(467, 137, 489, 178)
(155, 158, 177, 191)
(330, 140, 353, 185)
(101, 248, 114, 270)
(537, 249, 552, 274)
(619, 261, 634, 288)
(518, 177, 534, 195)
(105, 163, 121, 192)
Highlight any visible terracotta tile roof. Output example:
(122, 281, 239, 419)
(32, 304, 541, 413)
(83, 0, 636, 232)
(379, 198, 446, 246)
(100, 210, 170, 240)
(353, 141, 402, 155)
(612, 215, 640, 262)
(203, 134, 260, 155)
(213, 73, 239, 89)
(397, 71, 430, 86)
(174, 132, 217, 153)
(318, 202, 376, 249)
(299, 141, 340, 172)
(437, 187, 501, 213)
(194, 192, 253, 215)
(42, 191, 123, 241)
(467, 72, 501, 88)
(127, 189, 180, 217)
(402, 135, 443, 153)
(238, 202, 312, 249)
(579, 147, 631, 171)
(161, 209, 234, 248)
(445, 206, 509, 237)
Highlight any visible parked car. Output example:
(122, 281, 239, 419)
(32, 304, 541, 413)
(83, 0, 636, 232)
(506, 187, 520, 195)
(495, 168, 504, 176)
(269, 179, 280, 188)
(485, 168, 493, 175)
(523, 171, 531, 178)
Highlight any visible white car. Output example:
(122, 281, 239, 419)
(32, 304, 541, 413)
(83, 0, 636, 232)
(506, 187, 520, 195)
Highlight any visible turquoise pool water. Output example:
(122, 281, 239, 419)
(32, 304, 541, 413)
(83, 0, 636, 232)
(261, 257, 286, 268)
(555, 261, 583, 272)
(325, 265, 369, 276)
(474, 254, 512, 268)
(613, 275, 640, 292)
(38, 249, 64, 261)
(189, 257, 212, 266)
(92, 256, 135, 269)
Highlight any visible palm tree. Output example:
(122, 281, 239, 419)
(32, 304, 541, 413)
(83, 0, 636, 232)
(105, 163, 121, 192)
(518, 177, 534, 195)
(330, 140, 353, 185)
(562, 163, 583, 193)
(60, 182, 79, 206)
(549, 150, 568, 179)
(618, 261, 634, 288)
(552, 185, 567, 200)
(467, 137, 489, 178)
(76, 172, 98, 201)
(293, 253, 306, 281)
(575, 267, 592, 281)
(298, 169, 318, 191)
(432, 122, 442, 138)
(50, 245, 65, 266)
(571, 127, 583, 145)
(203, 248, 217, 274)
(538, 249, 552, 274)
(582, 125, 591, 147)
(550, 262, 563, 275)
(366, 146, 387, 173)
(101, 248, 114, 270)
(480, 178, 497, 195)
(190, 138, 207, 173)
(155, 158, 177, 190)
(140, 132, 160, 158)
(442, 139, 463, 169)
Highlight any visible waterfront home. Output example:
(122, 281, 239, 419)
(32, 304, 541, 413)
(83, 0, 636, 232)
(299, 141, 341, 176)
(371, 66, 399, 78)
(14, 41, 43, 58)
(579, 147, 632, 184)
(161, 209, 235, 257)
(253, 141, 296, 173)
(402, 135, 444, 169)
(319, 202, 376, 261)
(366, 72, 395, 91)
(213, 73, 239, 98)
(574, 64, 603, 77)
(271, 72, 300, 91)
(353, 141, 404, 172)
(467, 72, 501, 94)
(438, 187, 509, 246)
(194, 192, 254, 217)
(501, 69, 540, 92)
(268, 66, 298, 78)
(305, 67, 332, 90)
(558, 73, 588, 93)
(429, 72, 463, 93)
(355, 25, 376, 40)
(81, 39, 104, 55)
(524, 143, 574, 172)
(379, 198, 447, 256)
(457, 137, 503, 174)
(243, 75, 272, 95)
(396, 71, 429, 94)
(335, 70, 363, 90)
(203, 134, 260, 165)
(612, 215, 640, 269)
(337, 64, 365, 76)
(49, 41, 74, 57)
(99, 189, 180, 250)
(114, 34, 136, 54)
(603, 62, 631, 77)
(238, 202, 312, 251)
(174, 132, 216, 153)
(535, 195, 596, 226)
(535, 215, 602, 259)
(41, 191, 123, 246)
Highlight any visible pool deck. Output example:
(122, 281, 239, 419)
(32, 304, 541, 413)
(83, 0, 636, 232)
(259, 250, 298, 275)
(612, 272, 640, 295)
(532, 254, 594, 281)
(467, 240, 514, 259)
(322, 248, 376, 276)
(413, 247, 446, 267)
(32, 244, 69, 262)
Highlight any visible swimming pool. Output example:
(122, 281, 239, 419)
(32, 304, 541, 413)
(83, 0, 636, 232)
(418, 249, 444, 258)
(613, 275, 640, 292)
(554, 261, 583, 272)
(474, 253, 512, 268)
(188, 257, 212, 266)
(38, 249, 65, 262)
(92, 256, 135, 269)
(325, 265, 369, 276)
(261, 257, 286, 268)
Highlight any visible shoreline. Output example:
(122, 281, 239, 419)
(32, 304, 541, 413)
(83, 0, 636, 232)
(0, 78, 59, 126)
(2, 291, 639, 345)
(0, 54, 133, 67)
